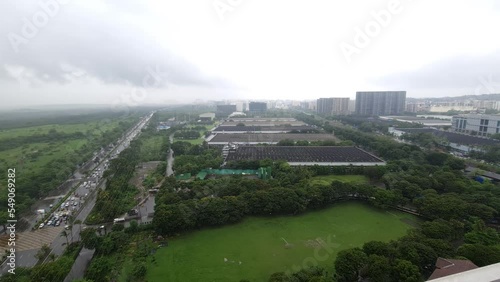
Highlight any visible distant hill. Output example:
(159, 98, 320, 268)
(408, 93, 500, 102)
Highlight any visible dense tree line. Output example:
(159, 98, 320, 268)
(171, 141, 223, 174)
(469, 144, 500, 164)
(86, 139, 142, 223)
(80, 221, 153, 282)
(174, 130, 201, 139)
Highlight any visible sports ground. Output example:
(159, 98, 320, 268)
(147, 202, 418, 282)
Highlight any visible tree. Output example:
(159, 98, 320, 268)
(457, 244, 500, 266)
(362, 241, 395, 258)
(464, 219, 500, 246)
(363, 254, 391, 281)
(426, 152, 448, 166)
(35, 244, 51, 261)
(334, 248, 367, 282)
(277, 139, 295, 146)
(419, 219, 455, 241)
(445, 157, 465, 170)
(397, 241, 437, 272)
(85, 256, 112, 281)
(390, 259, 421, 282)
(131, 260, 148, 279)
(80, 228, 101, 250)
(126, 220, 139, 233)
(48, 253, 57, 262)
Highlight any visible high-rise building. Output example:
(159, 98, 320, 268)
(316, 98, 350, 115)
(355, 91, 406, 116)
(249, 102, 267, 113)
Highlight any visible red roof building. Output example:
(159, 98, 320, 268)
(428, 257, 479, 280)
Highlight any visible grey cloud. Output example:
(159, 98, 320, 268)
(0, 1, 231, 89)
(370, 53, 500, 92)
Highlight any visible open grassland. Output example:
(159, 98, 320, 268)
(140, 135, 168, 162)
(0, 119, 122, 140)
(309, 174, 370, 186)
(147, 202, 417, 282)
(0, 139, 87, 174)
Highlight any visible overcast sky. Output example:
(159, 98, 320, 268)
(1, 0, 500, 109)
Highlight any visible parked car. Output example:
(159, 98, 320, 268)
(39, 223, 45, 229)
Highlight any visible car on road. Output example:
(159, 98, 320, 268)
(65, 203, 69, 207)
(64, 225, 70, 230)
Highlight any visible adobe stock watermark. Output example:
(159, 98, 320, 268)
(7, 0, 71, 54)
(213, 0, 243, 21)
(474, 75, 500, 95)
(111, 65, 170, 114)
(340, 0, 410, 64)
(283, 235, 341, 276)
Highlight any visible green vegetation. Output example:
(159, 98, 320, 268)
(0, 242, 82, 282)
(87, 112, 176, 224)
(173, 124, 213, 145)
(147, 202, 415, 282)
(47, 110, 500, 282)
(171, 141, 223, 174)
(310, 175, 369, 186)
(0, 111, 143, 223)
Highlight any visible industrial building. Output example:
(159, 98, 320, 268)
(198, 113, 216, 122)
(355, 91, 406, 116)
(216, 105, 237, 117)
(212, 125, 318, 134)
(225, 146, 385, 166)
(452, 114, 500, 136)
(221, 118, 305, 127)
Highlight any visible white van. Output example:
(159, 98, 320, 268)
(113, 218, 125, 224)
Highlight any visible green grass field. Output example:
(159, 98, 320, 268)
(147, 202, 417, 282)
(310, 175, 369, 186)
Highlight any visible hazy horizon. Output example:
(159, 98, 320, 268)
(2, 0, 500, 109)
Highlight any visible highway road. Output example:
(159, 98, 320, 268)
(0, 111, 154, 275)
